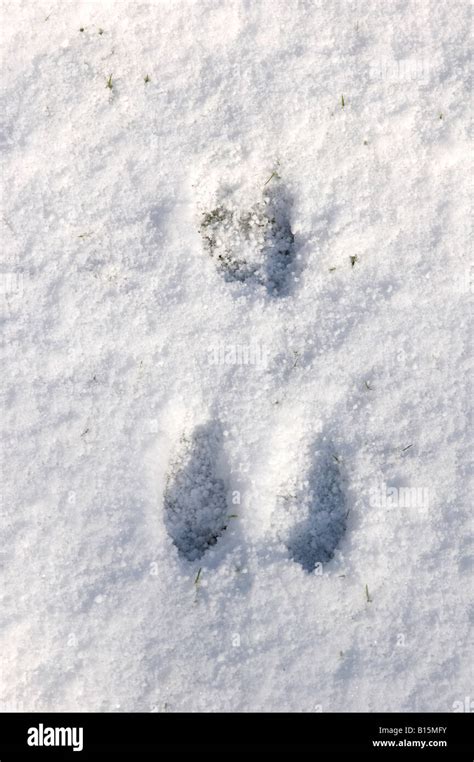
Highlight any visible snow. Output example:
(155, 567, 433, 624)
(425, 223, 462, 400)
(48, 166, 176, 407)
(1, 0, 472, 712)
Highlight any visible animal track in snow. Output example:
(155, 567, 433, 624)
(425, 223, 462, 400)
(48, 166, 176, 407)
(199, 181, 296, 297)
(276, 441, 347, 572)
(163, 421, 229, 562)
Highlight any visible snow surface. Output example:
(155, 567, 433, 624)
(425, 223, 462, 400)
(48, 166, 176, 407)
(1, 0, 472, 712)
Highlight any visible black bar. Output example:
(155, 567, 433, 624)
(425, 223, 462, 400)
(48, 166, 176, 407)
(0, 712, 471, 758)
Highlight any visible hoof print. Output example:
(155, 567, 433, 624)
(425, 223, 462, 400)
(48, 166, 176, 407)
(164, 422, 229, 562)
(279, 443, 347, 572)
(199, 181, 296, 297)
